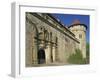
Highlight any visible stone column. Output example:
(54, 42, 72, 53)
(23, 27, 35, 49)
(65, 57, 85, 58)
(55, 45, 58, 62)
(32, 41, 38, 65)
(45, 42, 51, 64)
(52, 44, 56, 62)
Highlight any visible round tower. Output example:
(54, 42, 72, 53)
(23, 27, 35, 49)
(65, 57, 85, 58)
(69, 20, 87, 58)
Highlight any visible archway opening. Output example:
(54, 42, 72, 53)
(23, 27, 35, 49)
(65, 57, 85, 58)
(38, 48, 46, 64)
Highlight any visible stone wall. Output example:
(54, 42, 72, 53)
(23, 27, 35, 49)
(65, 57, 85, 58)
(25, 12, 80, 66)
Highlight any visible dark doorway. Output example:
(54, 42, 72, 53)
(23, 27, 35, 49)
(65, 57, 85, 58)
(38, 48, 46, 64)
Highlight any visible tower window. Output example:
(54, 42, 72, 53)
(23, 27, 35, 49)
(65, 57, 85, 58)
(79, 34, 82, 39)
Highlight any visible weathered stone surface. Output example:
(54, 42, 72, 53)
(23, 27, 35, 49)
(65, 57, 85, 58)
(69, 25, 86, 58)
(25, 13, 86, 67)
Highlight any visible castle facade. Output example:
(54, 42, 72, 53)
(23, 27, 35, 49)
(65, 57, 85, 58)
(26, 12, 87, 66)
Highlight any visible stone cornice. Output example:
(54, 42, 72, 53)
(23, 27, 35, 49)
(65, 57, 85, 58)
(28, 13, 80, 43)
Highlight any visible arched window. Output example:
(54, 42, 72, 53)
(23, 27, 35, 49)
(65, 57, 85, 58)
(44, 30, 49, 41)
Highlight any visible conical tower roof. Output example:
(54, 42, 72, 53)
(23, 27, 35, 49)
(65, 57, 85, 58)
(72, 19, 80, 25)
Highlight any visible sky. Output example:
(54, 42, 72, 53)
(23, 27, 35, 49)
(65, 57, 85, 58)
(51, 13, 90, 43)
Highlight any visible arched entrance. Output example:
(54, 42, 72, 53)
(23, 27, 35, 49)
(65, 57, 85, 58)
(38, 48, 46, 64)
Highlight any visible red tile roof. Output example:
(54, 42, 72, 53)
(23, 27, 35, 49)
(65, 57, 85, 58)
(72, 19, 80, 25)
